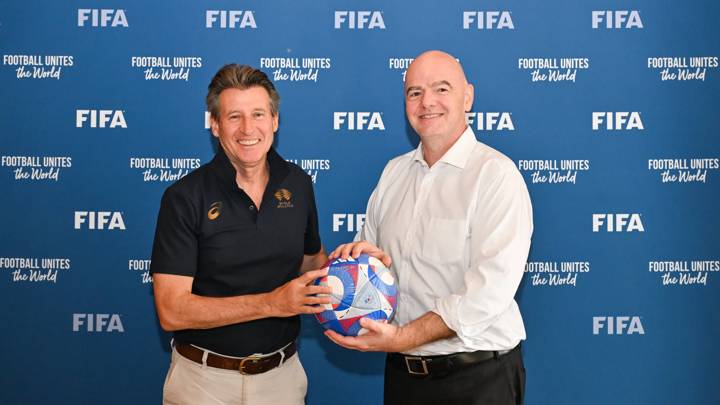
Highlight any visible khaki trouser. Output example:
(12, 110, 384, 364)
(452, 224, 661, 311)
(163, 347, 307, 405)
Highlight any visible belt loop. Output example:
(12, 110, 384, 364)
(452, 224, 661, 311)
(201, 350, 209, 369)
(278, 348, 286, 366)
(493, 351, 499, 360)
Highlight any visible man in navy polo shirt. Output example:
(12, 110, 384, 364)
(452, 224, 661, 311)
(150, 64, 331, 404)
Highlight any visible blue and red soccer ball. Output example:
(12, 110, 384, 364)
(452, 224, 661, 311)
(314, 254, 397, 336)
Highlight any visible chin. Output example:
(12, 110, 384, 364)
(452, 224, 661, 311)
(415, 127, 444, 139)
(239, 152, 267, 164)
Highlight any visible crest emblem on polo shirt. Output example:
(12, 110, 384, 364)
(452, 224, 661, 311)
(274, 189, 294, 208)
(207, 201, 222, 220)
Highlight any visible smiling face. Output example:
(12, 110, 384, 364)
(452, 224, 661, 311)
(210, 86, 279, 170)
(404, 51, 474, 146)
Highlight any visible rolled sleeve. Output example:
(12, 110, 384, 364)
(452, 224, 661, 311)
(434, 160, 533, 345)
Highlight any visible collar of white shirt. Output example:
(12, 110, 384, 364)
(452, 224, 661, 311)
(411, 126, 476, 169)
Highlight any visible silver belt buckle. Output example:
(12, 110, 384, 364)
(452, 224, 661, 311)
(404, 356, 429, 375)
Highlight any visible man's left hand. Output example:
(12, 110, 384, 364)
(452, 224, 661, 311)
(324, 317, 404, 352)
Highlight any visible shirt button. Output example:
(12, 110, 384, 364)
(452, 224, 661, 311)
(249, 205, 255, 210)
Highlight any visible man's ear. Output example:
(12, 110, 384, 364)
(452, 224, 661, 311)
(210, 116, 219, 138)
(464, 83, 474, 112)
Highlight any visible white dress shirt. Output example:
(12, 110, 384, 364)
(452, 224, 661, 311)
(357, 126, 533, 355)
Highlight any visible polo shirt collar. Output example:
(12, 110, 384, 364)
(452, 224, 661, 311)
(412, 126, 477, 169)
(210, 146, 290, 189)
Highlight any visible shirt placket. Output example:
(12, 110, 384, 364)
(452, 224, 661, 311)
(397, 164, 437, 324)
(403, 164, 433, 249)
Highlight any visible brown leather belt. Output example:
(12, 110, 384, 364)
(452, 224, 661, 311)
(175, 341, 297, 375)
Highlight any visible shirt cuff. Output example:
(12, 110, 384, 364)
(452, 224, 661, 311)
(434, 295, 478, 347)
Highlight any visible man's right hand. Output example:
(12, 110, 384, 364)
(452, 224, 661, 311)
(266, 268, 334, 317)
(328, 240, 392, 268)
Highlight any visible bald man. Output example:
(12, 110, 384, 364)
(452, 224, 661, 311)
(327, 50, 533, 404)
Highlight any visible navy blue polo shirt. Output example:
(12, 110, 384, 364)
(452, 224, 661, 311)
(150, 147, 321, 357)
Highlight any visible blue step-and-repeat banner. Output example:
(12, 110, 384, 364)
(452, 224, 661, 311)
(2, 1, 719, 404)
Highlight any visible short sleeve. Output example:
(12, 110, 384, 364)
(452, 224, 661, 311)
(150, 187, 199, 276)
(303, 176, 322, 255)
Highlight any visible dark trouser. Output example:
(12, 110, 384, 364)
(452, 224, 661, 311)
(384, 345, 525, 405)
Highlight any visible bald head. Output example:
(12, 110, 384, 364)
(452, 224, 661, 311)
(403, 50, 474, 151)
(405, 50, 469, 90)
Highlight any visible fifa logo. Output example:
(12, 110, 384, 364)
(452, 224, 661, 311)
(466, 112, 515, 131)
(73, 313, 125, 332)
(333, 112, 385, 131)
(334, 11, 386, 29)
(592, 112, 644, 131)
(76, 110, 127, 128)
(205, 10, 257, 29)
(463, 11, 514, 30)
(593, 316, 645, 335)
(592, 214, 644, 232)
(74, 211, 126, 230)
(592, 11, 643, 29)
(333, 214, 366, 232)
(77, 9, 128, 27)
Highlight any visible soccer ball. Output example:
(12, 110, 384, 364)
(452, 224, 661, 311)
(314, 253, 397, 336)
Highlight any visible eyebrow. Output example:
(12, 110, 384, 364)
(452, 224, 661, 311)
(405, 86, 422, 95)
(405, 80, 453, 95)
(226, 107, 268, 115)
(431, 80, 453, 88)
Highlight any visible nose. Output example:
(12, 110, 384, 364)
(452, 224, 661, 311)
(239, 117, 253, 135)
(420, 91, 435, 108)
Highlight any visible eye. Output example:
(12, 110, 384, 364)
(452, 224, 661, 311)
(436, 87, 449, 94)
(253, 111, 266, 119)
(407, 90, 421, 100)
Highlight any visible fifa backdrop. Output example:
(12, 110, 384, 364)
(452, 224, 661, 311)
(2, 1, 718, 404)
